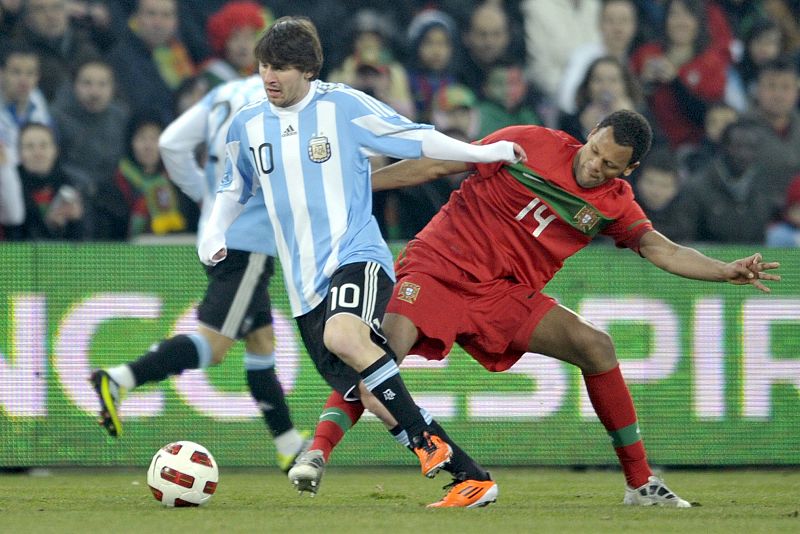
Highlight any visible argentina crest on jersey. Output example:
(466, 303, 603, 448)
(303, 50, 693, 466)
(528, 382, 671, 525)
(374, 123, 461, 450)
(307, 134, 331, 163)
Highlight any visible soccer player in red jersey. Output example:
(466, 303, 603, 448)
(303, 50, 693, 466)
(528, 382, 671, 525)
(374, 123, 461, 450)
(291, 109, 780, 508)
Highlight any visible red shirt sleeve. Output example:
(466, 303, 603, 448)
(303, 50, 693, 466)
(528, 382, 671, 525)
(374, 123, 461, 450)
(600, 190, 653, 254)
(472, 125, 533, 179)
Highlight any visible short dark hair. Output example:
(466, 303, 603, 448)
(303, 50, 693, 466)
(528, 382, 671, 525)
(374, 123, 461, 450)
(0, 42, 39, 68)
(254, 16, 323, 80)
(73, 56, 114, 80)
(596, 109, 653, 165)
(19, 121, 55, 143)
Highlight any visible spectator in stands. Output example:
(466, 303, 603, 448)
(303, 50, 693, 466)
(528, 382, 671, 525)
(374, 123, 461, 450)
(201, 1, 272, 88)
(105, 0, 226, 63)
(350, 62, 391, 102)
(9, 123, 85, 240)
(760, 0, 800, 56)
(476, 64, 542, 138)
(559, 0, 640, 115)
(559, 56, 642, 143)
(96, 114, 188, 240)
(328, 8, 414, 118)
(405, 9, 458, 122)
(62, 0, 116, 52)
(0, 43, 52, 230)
(680, 101, 738, 174)
(635, 0, 733, 49)
(51, 58, 128, 227)
(726, 19, 786, 111)
(742, 56, 800, 203)
(431, 84, 480, 141)
(682, 118, 777, 243)
(12, 0, 101, 102)
(454, 2, 515, 99)
(632, 145, 695, 242)
(630, 0, 732, 150)
(521, 0, 602, 104)
(173, 75, 211, 115)
(106, 0, 195, 124)
(766, 174, 800, 247)
(0, 43, 52, 155)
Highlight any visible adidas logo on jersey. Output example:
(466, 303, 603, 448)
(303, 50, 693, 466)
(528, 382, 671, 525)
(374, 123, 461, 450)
(282, 125, 297, 137)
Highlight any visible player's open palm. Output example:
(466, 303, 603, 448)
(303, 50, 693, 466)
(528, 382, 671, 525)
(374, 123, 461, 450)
(726, 253, 781, 292)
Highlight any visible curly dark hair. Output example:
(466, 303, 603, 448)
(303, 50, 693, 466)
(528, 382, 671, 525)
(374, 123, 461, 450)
(596, 109, 653, 165)
(254, 16, 323, 80)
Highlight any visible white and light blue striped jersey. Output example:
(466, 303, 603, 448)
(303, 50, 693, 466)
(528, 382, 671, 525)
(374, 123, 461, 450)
(200, 75, 277, 255)
(222, 80, 433, 316)
(161, 75, 275, 255)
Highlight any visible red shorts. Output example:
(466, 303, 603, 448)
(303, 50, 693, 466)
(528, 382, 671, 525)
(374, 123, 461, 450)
(387, 241, 557, 372)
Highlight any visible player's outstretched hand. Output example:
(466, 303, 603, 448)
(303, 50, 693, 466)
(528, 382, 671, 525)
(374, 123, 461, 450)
(725, 252, 781, 292)
(512, 143, 527, 163)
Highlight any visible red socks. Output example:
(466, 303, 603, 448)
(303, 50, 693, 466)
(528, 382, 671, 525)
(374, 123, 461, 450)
(311, 390, 365, 462)
(583, 365, 652, 488)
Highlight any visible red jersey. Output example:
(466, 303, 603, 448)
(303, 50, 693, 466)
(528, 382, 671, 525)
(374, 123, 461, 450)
(413, 125, 652, 291)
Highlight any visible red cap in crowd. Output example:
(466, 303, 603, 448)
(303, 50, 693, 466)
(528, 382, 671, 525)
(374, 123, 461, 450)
(207, 1, 272, 55)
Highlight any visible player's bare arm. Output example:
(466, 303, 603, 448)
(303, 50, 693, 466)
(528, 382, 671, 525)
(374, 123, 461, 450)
(638, 230, 781, 292)
(371, 158, 473, 191)
(371, 141, 526, 191)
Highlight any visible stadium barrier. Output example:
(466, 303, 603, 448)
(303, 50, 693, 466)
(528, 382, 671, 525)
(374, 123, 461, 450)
(1, 243, 798, 466)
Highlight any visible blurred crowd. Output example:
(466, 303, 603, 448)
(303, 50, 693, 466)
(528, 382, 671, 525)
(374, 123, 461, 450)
(1, 0, 799, 245)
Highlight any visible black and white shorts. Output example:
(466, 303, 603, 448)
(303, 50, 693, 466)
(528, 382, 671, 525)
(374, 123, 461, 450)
(296, 261, 393, 400)
(197, 249, 274, 339)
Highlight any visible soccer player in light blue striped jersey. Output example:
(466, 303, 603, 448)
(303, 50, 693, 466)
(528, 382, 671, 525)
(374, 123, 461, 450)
(91, 75, 310, 473)
(199, 16, 526, 500)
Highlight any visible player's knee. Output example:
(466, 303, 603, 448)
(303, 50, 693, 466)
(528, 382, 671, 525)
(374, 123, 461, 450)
(198, 327, 235, 367)
(245, 326, 275, 355)
(322, 316, 367, 359)
(575, 328, 617, 373)
(322, 327, 355, 359)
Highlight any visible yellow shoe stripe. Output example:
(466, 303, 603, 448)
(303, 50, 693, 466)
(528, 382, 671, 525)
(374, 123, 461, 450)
(100, 378, 122, 437)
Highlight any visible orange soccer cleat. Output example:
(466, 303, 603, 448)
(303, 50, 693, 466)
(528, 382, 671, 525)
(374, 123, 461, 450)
(427, 477, 499, 508)
(412, 431, 453, 478)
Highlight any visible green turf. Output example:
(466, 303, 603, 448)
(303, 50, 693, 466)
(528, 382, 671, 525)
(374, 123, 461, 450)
(1, 468, 798, 533)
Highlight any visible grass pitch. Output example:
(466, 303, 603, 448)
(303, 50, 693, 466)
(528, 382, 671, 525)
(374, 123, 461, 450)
(1, 467, 797, 533)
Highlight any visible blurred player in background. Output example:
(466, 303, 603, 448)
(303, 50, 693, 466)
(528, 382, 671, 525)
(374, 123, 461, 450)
(90, 73, 309, 473)
(300, 109, 780, 508)
(198, 16, 525, 507)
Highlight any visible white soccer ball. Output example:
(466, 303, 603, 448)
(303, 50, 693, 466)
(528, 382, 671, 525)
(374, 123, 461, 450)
(147, 441, 219, 507)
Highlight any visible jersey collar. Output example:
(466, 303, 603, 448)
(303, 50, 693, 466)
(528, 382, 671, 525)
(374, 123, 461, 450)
(269, 79, 319, 116)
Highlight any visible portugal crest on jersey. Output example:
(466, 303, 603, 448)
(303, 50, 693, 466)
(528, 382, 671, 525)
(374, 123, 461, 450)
(573, 205, 601, 233)
(397, 281, 421, 304)
(307, 135, 331, 163)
